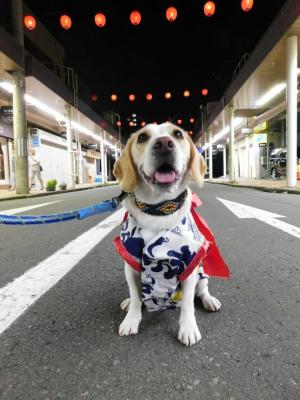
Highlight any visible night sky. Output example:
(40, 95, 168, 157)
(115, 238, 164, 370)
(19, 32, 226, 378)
(22, 0, 287, 139)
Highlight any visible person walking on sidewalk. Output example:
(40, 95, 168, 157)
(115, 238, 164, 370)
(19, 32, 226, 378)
(29, 149, 44, 190)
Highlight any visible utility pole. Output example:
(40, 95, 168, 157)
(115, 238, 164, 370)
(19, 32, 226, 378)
(223, 145, 227, 178)
(286, 35, 298, 188)
(200, 105, 207, 164)
(228, 104, 235, 182)
(65, 105, 75, 189)
(11, 0, 29, 194)
(103, 132, 108, 182)
(209, 129, 213, 180)
(100, 130, 106, 184)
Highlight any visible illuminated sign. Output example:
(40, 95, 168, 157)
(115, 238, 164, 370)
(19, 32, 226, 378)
(255, 133, 267, 143)
(253, 121, 268, 133)
(242, 127, 253, 135)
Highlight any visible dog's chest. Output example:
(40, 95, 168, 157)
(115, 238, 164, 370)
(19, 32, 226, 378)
(120, 212, 205, 311)
(139, 227, 162, 243)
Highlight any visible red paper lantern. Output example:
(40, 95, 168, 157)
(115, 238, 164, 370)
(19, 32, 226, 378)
(183, 90, 190, 97)
(111, 94, 118, 101)
(190, 117, 195, 124)
(129, 94, 135, 101)
(60, 15, 72, 30)
(95, 13, 106, 27)
(177, 119, 183, 125)
(201, 88, 208, 96)
(24, 15, 37, 31)
(91, 94, 98, 102)
(165, 92, 172, 99)
(116, 121, 122, 127)
(146, 93, 153, 101)
(166, 7, 178, 22)
(204, 2, 216, 17)
(241, 0, 254, 12)
(130, 11, 142, 25)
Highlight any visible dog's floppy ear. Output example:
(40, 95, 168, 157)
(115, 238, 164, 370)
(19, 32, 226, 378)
(113, 136, 137, 192)
(188, 137, 207, 187)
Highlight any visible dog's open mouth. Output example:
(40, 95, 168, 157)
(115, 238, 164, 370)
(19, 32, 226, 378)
(143, 163, 179, 185)
(154, 163, 178, 184)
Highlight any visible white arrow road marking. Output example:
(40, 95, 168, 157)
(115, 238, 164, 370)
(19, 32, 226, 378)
(0, 207, 125, 336)
(0, 201, 61, 215)
(217, 198, 300, 239)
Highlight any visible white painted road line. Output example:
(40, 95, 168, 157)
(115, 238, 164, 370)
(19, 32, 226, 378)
(0, 201, 61, 215)
(217, 197, 300, 239)
(0, 208, 124, 336)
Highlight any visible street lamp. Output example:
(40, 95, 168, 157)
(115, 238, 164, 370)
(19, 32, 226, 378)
(102, 110, 121, 144)
(113, 112, 122, 159)
(128, 113, 145, 128)
(114, 112, 121, 143)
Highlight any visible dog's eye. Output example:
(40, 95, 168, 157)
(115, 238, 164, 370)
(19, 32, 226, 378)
(173, 130, 183, 139)
(137, 132, 149, 143)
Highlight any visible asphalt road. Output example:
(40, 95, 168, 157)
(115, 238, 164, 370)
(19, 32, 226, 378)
(0, 184, 299, 400)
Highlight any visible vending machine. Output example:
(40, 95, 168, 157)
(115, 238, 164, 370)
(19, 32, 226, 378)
(258, 142, 269, 178)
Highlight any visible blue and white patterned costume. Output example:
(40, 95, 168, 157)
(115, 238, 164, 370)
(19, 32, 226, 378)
(114, 196, 230, 312)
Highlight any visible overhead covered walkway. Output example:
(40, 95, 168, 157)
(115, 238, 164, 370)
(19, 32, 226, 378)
(202, 0, 300, 188)
(0, 15, 120, 192)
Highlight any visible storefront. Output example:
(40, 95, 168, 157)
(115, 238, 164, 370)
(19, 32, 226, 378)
(29, 127, 71, 187)
(0, 122, 112, 190)
(29, 127, 103, 187)
(0, 113, 13, 188)
(232, 132, 268, 179)
(84, 149, 100, 183)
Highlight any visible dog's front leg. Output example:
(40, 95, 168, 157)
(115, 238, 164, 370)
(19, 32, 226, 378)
(119, 262, 142, 336)
(178, 268, 201, 346)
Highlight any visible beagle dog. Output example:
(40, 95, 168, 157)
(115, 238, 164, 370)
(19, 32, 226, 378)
(113, 122, 229, 346)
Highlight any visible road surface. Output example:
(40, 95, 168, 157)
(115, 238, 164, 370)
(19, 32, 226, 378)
(0, 184, 299, 400)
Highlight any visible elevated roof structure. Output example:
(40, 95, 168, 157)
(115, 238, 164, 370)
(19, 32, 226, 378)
(0, 24, 120, 148)
(203, 0, 300, 146)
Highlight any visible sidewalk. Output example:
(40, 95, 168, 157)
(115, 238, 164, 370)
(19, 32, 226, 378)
(1, 178, 299, 201)
(0, 182, 118, 201)
(207, 177, 300, 194)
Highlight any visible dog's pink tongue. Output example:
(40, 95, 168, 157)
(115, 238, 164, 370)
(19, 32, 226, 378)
(154, 170, 176, 183)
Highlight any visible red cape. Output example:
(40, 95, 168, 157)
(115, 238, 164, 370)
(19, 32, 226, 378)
(191, 193, 230, 279)
(114, 193, 230, 280)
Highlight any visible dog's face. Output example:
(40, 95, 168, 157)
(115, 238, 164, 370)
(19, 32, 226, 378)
(113, 122, 206, 194)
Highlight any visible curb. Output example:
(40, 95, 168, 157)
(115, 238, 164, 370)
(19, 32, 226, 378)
(206, 180, 300, 195)
(0, 183, 118, 202)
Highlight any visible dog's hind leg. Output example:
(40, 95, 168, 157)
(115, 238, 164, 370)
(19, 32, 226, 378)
(195, 274, 221, 312)
(119, 262, 142, 336)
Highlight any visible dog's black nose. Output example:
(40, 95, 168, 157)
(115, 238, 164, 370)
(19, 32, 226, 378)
(153, 136, 175, 154)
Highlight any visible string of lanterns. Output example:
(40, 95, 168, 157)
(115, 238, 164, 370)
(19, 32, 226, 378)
(108, 113, 196, 130)
(23, 1, 254, 31)
(117, 117, 196, 128)
(90, 89, 209, 102)
(91, 89, 205, 130)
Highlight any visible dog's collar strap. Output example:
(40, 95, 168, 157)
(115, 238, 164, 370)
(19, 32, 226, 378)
(134, 190, 188, 216)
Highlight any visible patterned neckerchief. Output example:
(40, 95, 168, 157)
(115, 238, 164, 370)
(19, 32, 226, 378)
(134, 190, 188, 216)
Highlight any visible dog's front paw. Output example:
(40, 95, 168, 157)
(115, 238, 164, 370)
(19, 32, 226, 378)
(119, 312, 141, 336)
(178, 316, 201, 346)
(200, 294, 221, 312)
